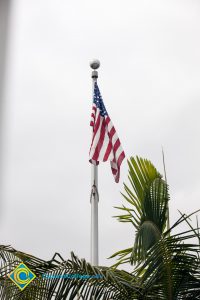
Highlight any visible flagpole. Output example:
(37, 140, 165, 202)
(90, 59, 100, 266)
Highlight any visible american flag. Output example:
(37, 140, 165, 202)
(89, 82, 125, 183)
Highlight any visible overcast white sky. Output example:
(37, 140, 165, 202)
(0, 0, 200, 268)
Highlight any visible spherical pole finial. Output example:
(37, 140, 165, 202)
(90, 59, 100, 70)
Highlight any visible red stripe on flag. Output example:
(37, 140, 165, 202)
(115, 172, 120, 183)
(90, 105, 97, 127)
(92, 106, 97, 112)
(92, 118, 106, 160)
(108, 127, 116, 139)
(93, 113, 101, 136)
(111, 167, 117, 175)
(113, 138, 120, 154)
(103, 141, 112, 161)
(105, 116, 110, 125)
(114, 151, 125, 183)
(117, 151, 125, 167)
(89, 113, 101, 152)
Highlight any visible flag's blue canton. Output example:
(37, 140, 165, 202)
(94, 82, 108, 117)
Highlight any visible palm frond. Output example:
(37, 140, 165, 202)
(136, 214, 200, 299)
(0, 245, 141, 299)
(132, 177, 169, 263)
(112, 156, 169, 265)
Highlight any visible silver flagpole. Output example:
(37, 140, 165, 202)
(90, 59, 100, 266)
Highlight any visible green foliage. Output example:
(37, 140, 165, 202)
(0, 245, 139, 299)
(1, 156, 200, 299)
(135, 212, 200, 299)
(112, 156, 169, 265)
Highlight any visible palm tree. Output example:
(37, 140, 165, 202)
(111, 156, 169, 265)
(0, 156, 200, 299)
